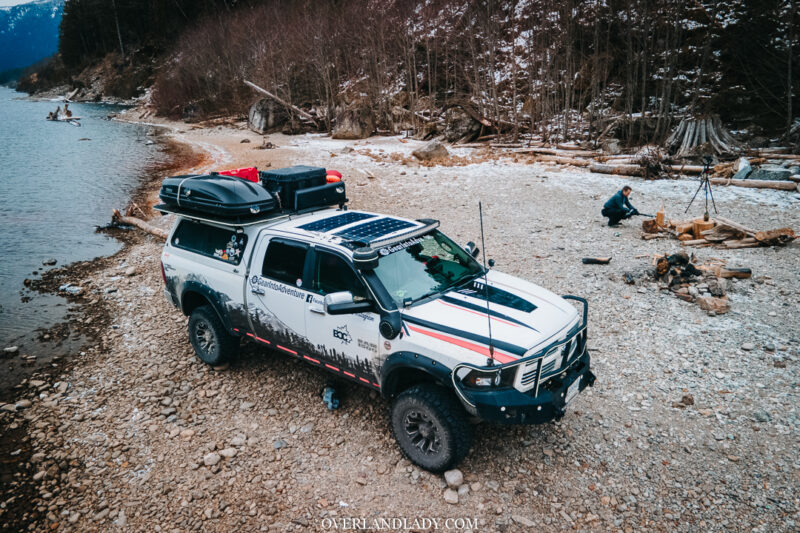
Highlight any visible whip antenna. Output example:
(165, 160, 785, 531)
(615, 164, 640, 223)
(479, 202, 495, 366)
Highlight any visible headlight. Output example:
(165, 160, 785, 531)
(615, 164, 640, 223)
(458, 367, 516, 389)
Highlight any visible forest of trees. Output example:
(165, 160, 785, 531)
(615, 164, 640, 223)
(48, 0, 800, 144)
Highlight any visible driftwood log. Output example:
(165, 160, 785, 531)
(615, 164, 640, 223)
(244, 79, 319, 127)
(535, 155, 590, 167)
(111, 209, 168, 240)
(588, 163, 644, 177)
(708, 178, 797, 191)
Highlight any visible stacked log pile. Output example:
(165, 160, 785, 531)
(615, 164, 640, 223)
(651, 251, 751, 315)
(641, 213, 796, 249)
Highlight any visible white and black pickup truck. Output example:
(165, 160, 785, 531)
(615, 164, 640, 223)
(156, 165, 595, 471)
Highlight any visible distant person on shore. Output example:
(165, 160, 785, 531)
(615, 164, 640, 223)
(64, 103, 72, 118)
(601, 185, 638, 227)
(54, 105, 61, 120)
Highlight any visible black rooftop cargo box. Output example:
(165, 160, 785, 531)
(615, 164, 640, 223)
(260, 165, 326, 209)
(159, 174, 276, 219)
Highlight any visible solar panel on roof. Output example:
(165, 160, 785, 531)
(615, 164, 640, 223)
(298, 212, 376, 233)
(334, 217, 416, 242)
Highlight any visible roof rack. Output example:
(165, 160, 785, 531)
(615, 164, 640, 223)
(154, 203, 339, 228)
(359, 219, 440, 248)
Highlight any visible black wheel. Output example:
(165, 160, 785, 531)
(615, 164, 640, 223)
(187, 305, 238, 365)
(390, 384, 473, 472)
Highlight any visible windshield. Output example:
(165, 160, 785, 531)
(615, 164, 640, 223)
(373, 230, 483, 306)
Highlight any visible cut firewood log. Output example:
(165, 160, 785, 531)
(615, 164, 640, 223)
(674, 222, 695, 234)
(696, 295, 731, 314)
(111, 209, 168, 240)
(677, 233, 695, 241)
(642, 219, 661, 234)
(700, 224, 746, 242)
(725, 242, 761, 249)
(724, 237, 758, 248)
(708, 178, 797, 191)
(713, 217, 757, 237)
(681, 239, 712, 246)
(719, 267, 752, 279)
(582, 257, 612, 264)
(754, 228, 796, 246)
(693, 219, 715, 238)
(641, 233, 667, 240)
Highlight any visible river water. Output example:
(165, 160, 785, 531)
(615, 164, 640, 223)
(0, 86, 165, 344)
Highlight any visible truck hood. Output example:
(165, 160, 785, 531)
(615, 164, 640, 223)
(400, 270, 580, 366)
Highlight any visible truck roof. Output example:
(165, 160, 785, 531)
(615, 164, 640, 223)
(273, 209, 429, 247)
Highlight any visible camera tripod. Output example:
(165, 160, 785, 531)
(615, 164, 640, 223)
(684, 155, 718, 221)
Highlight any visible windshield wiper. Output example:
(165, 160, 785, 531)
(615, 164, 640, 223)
(450, 270, 483, 289)
(405, 289, 442, 307)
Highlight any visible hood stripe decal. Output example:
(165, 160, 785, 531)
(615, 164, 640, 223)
(402, 315, 527, 357)
(406, 324, 517, 364)
(455, 281, 537, 313)
(439, 296, 538, 331)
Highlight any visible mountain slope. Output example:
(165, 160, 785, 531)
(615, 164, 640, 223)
(0, 0, 63, 72)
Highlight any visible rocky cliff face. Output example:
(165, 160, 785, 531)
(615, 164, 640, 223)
(0, 0, 64, 73)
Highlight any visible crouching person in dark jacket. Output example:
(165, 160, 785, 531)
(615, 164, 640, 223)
(601, 185, 638, 226)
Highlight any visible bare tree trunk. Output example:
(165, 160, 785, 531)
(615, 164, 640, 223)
(111, 0, 125, 61)
(789, 0, 795, 133)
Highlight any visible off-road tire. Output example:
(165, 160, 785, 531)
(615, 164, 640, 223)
(390, 384, 473, 472)
(187, 305, 238, 366)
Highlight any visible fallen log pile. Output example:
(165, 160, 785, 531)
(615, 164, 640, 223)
(649, 251, 751, 315)
(641, 211, 796, 249)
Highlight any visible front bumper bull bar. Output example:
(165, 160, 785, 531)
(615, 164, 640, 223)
(450, 295, 596, 424)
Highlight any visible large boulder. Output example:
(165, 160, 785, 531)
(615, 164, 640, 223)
(442, 108, 481, 142)
(412, 140, 450, 161)
(601, 138, 622, 155)
(748, 165, 793, 181)
(332, 108, 374, 139)
(731, 157, 752, 180)
(248, 99, 288, 134)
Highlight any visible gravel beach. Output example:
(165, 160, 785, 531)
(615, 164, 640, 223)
(2, 119, 798, 532)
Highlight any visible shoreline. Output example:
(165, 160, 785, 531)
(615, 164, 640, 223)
(0, 123, 206, 532)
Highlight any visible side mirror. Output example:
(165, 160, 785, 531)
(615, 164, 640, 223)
(324, 291, 373, 315)
(464, 241, 480, 258)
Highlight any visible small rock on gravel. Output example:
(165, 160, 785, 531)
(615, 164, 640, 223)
(741, 342, 755, 351)
(512, 515, 536, 527)
(15, 399, 32, 409)
(753, 411, 771, 422)
(3, 346, 19, 355)
(203, 452, 221, 466)
(219, 447, 238, 458)
(443, 489, 459, 505)
(444, 469, 463, 489)
(273, 439, 287, 450)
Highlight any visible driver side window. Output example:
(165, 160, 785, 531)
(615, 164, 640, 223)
(313, 250, 367, 299)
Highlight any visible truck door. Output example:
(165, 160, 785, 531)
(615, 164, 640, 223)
(305, 247, 381, 385)
(246, 236, 313, 352)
